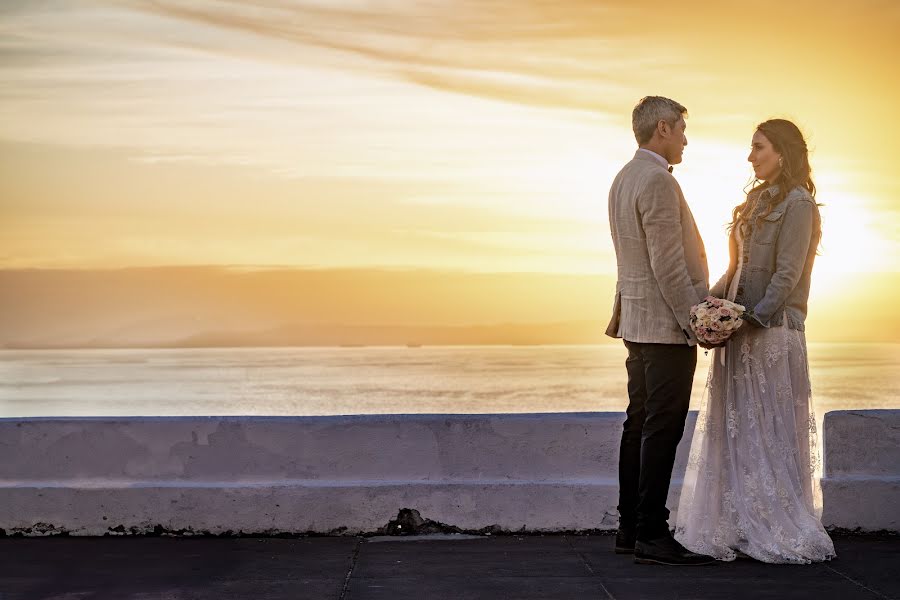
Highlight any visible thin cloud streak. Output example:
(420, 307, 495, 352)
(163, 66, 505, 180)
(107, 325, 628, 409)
(0, 0, 897, 276)
(128, 0, 672, 112)
(0, 2, 633, 184)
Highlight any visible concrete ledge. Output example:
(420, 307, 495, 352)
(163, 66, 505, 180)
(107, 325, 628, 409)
(0, 414, 630, 482)
(0, 414, 691, 535)
(1, 411, 897, 535)
(0, 482, 623, 536)
(821, 410, 900, 532)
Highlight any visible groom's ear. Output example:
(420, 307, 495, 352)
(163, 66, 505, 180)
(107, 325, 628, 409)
(657, 119, 670, 138)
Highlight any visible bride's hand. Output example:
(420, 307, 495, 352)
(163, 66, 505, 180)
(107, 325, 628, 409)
(699, 340, 726, 350)
(741, 310, 766, 328)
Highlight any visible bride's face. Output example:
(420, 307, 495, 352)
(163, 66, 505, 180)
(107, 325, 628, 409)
(748, 130, 782, 182)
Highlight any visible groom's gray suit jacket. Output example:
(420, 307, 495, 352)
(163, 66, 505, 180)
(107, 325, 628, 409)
(606, 150, 710, 346)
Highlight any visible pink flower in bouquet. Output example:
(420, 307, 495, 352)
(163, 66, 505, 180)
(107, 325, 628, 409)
(689, 296, 746, 345)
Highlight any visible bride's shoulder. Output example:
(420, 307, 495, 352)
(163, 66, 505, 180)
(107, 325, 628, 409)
(786, 186, 814, 203)
(784, 187, 819, 216)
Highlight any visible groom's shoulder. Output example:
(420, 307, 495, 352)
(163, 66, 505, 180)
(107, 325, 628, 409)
(612, 158, 643, 186)
(639, 163, 680, 194)
(620, 157, 673, 183)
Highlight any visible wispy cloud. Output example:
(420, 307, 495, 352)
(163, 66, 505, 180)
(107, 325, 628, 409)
(1, 0, 897, 273)
(0, 0, 663, 175)
(126, 0, 706, 118)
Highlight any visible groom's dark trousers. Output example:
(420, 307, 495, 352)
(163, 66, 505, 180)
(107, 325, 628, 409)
(618, 340, 696, 541)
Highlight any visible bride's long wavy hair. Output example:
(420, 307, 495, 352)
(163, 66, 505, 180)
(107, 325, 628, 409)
(729, 119, 816, 233)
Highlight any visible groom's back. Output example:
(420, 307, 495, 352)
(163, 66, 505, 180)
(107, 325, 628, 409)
(608, 158, 657, 234)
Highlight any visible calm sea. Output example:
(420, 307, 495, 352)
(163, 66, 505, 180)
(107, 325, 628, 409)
(0, 344, 897, 418)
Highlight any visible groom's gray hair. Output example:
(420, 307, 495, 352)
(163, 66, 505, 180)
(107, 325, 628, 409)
(632, 96, 688, 145)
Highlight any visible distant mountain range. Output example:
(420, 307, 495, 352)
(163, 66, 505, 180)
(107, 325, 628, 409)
(0, 267, 618, 349)
(2, 266, 896, 349)
(5, 320, 612, 349)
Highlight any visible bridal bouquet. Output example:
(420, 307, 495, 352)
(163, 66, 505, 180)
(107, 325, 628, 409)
(689, 296, 745, 345)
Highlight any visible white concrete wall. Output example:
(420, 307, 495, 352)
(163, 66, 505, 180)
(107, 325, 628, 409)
(1, 410, 896, 535)
(821, 410, 900, 532)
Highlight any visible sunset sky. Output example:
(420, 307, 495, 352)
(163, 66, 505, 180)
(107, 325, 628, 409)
(1, 1, 898, 346)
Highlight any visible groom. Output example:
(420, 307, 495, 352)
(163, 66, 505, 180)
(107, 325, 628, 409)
(606, 96, 714, 566)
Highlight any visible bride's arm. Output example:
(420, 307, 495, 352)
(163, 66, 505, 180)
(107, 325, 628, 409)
(750, 198, 819, 326)
(709, 272, 728, 299)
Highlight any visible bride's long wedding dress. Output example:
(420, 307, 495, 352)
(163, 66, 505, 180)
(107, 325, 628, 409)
(675, 227, 836, 564)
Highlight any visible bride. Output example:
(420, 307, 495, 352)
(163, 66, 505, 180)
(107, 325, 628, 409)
(675, 119, 836, 563)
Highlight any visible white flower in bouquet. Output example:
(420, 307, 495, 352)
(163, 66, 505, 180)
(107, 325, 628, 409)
(689, 296, 746, 345)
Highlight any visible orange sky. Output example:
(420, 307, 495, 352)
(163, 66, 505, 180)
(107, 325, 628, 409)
(1, 1, 898, 345)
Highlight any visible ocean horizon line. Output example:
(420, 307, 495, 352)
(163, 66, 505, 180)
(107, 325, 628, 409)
(3, 341, 898, 352)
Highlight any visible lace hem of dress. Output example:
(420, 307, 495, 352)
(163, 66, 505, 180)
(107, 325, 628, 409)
(674, 318, 835, 564)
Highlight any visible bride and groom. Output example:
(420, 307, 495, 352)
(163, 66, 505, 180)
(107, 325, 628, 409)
(606, 96, 836, 565)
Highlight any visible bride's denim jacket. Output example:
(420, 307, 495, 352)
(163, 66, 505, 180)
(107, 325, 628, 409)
(709, 184, 821, 331)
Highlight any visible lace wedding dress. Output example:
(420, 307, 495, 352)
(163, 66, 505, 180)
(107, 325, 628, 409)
(674, 227, 836, 564)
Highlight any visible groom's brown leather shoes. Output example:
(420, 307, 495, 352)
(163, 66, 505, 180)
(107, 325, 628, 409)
(633, 535, 717, 566)
(614, 528, 636, 554)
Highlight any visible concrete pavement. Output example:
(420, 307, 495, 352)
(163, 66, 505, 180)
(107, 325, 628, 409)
(0, 533, 897, 599)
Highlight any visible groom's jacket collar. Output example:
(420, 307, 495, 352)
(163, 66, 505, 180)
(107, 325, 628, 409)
(634, 148, 670, 170)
